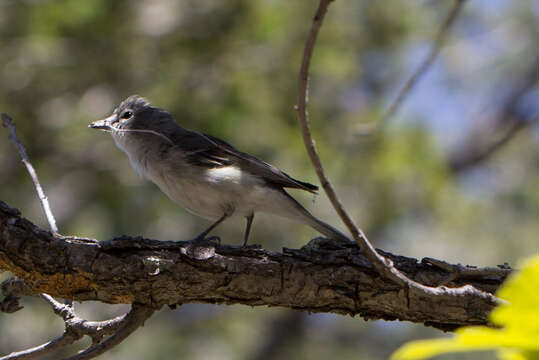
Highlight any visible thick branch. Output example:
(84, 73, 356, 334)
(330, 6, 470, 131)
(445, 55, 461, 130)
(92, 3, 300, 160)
(0, 200, 510, 330)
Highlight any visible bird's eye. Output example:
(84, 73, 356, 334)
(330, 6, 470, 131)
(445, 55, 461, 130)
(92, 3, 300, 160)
(120, 110, 133, 120)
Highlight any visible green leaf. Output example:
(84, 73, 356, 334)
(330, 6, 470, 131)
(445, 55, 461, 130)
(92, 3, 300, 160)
(390, 338, 482, 360)
(391, 254, 539, 360)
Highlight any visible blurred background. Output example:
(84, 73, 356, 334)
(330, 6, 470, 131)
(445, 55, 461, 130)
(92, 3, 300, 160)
(0, 0, 538, 359)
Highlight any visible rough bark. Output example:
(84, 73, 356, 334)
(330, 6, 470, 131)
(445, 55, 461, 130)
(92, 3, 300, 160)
(0, 200, 510, 330)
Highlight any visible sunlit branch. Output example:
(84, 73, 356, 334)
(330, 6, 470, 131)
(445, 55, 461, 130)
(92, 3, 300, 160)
(2, 113, 58, 234)
(294, 0, 501, 303)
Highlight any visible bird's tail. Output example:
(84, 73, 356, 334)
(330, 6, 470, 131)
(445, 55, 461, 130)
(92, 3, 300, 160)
(274, 190, 352, 243)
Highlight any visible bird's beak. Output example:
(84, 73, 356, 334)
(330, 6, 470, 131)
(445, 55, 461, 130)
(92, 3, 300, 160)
(88, 114, 116, 131)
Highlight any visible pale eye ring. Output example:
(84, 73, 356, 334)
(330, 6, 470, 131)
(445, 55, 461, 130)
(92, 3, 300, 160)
(120, 110, 133, 120)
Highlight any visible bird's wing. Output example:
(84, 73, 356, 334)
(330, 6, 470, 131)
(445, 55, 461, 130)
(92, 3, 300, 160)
(177, 130, 318, 193)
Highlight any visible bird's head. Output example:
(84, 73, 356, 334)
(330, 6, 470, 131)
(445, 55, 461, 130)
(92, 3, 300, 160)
(89, 95, 152, 132)
(89, 95, 175, 145)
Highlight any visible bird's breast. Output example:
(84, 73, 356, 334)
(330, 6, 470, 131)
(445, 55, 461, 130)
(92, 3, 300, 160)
(111, 133, 156, 179)
(111, 133, 270, 220)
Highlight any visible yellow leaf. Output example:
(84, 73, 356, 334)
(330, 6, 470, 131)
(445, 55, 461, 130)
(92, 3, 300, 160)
(392, 254, 539, 360)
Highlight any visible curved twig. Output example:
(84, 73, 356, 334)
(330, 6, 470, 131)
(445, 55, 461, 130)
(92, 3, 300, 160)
(357, 0, 466, 134)
(296, 0, 406, 286)
(294, 0, 501, 302)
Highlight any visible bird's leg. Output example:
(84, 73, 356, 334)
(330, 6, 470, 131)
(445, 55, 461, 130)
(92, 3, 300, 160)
(242, 214, 254, 246)
(191, 213, 228, 244)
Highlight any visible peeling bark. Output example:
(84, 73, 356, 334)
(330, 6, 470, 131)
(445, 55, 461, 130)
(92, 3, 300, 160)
(0, 200, 510, 330)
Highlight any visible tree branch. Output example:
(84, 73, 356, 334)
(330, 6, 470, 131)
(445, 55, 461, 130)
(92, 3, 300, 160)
(294, 0, 501, 311)
(383, 0, 466, 125)
(357, 0, 466, 134)
(1, 115, 153, 359)
(448, 54, 539, 172)
(0, 331, 78, 360)
(62, 304, 155, 360)
(0, 282, 153, 360)
(1, 113, 58, 235)
(295, 0, 392, 279)
(0, 200, 510, 331)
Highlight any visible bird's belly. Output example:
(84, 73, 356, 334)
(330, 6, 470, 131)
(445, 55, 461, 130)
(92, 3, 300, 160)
(148, 166, 266, 220)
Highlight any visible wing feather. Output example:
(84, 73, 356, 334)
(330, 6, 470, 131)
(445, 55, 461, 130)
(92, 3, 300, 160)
(176, 130, 318, 193)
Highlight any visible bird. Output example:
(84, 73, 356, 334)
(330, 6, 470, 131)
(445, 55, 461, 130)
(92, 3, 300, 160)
(89, 95, 350, 246)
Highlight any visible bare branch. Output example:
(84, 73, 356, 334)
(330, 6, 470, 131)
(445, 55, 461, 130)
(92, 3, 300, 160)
(0, 225, 151, 360)
(1, 113, 58, 234)
(382, 0, 466, 126)
(62, 304, 155, 360)
(1, 200, 509, 330)
(2, 114, 80, 308)
(294, 0, 420, 286)
(294, 0, 502, 308)
(40, 294, 75, 321)
(1, 292, 80, 360)
(0, 288, 153, 360)
(449, 55, 539, 172)
(296, 0, 377, 266)
(0, 332, 79, 360)
(357, 0, 466, 134)
(450, 116, 537, 172)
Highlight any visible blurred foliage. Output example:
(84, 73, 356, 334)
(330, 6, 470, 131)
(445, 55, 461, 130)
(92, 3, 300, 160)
(0, 0, 538, 359)
(392, 254, 539, 360)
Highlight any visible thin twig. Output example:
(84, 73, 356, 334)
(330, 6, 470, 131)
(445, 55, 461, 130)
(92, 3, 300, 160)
(1, 113, 58, 234)
(296, 0, 407, 286)
(357, 0, 466, 134)
(295, 0, 501, 304)
(0, 295, 79, 360)
(2, 113, 75, 311)
(40, 294, 75, 320)
(1, 113, 75, 308)
(62, 304, 155, 360)
(1, 111, 154, 360)
(0, 114, 154, 360)
(449, 54, 539, 172)
(450, 116, 536, 172)
(0, 290, 153, 360)
(0, 333, 79, 360)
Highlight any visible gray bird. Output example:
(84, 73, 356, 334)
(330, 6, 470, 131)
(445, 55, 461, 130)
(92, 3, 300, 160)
(89, 95, 350, 245)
